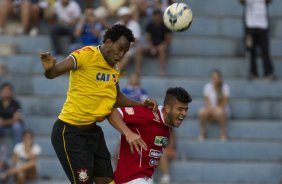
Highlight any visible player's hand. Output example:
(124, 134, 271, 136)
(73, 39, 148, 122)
(142, 98, 158, 112)
(39, 52, 56, 71)
(125, 131, 147, 154)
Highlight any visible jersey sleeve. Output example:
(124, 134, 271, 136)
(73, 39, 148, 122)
(69, 46, 95, 70)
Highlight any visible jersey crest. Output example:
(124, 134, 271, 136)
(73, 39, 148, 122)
(77, 168, 89, 182)
(125, 107, 135, 115)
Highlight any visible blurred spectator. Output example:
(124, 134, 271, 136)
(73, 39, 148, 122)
(94, 0, 127, 19)
(0, 82, 23, 145)
(128, 0, 148, 21)
(0, 0, 51, 36)
(0, 145, 9, 183)
(0, 0, 31, 35)
(239, 0, 275, 80)
(0, 130, 41, 184)
(135, 8, 172, 76)
(28, 0, 53, 37)
(121, 73, 148, 101)
(198, 70, 230, 141)
(146, 0, 176, 20)
(69, 8, 106, 52)
(43, 0, 56, 24)
(116, 6, 142, 74)
(159, 129, 177, 184)
(48, 0, 82, 55)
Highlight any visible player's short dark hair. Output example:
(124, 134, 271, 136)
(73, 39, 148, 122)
(164, 87, 192, 105)
(103, 24, 135, 43)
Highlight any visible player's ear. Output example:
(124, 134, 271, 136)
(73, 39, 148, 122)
(163, 104, 171, 113)
(104, 39, 113, 46)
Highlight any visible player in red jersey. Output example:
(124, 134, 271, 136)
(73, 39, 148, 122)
(108, 87, 192, 184)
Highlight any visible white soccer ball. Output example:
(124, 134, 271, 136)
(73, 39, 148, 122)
(163, 2, 193, 32)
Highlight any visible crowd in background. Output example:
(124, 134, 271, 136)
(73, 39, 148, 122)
(0, 0, 278, 183)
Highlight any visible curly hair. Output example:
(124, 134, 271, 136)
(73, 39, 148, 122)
(164, 87, 192, 105)
(103, 24, 135, 43)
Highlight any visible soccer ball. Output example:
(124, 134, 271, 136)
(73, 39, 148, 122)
(163, 2, 193, 32)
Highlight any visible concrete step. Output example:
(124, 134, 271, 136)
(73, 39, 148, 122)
(168, 160, 282, 184)
(175, 16, 282, 39)
(25, 116, 282, 140)
(186, 0, 282, 17)
(25, 117, 282, 160)
(1, 54, 282, 78)
(36, 157, 282, 183)
(0, 44, 17, 56)
(6, 74, 281, 98)
(1, 33, 282, 58)
(176, 119, 282, 141)
(19, 94, 282, 119)
(35, 135, 282, 162)
(0, 35, 51, 54)
(177, 140, 282, 161)
(170, 36, 282, 57)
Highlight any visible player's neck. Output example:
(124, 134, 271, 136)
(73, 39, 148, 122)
(99, 45, 111, 66)
(161, 108, 171, 127)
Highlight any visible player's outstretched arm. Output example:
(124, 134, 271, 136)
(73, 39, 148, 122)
(107, 108, 147, 154)
(39, 52, 74, 79)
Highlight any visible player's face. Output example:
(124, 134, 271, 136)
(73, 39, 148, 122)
(166, 100, 189, 128)
(106, 36, 130, 67)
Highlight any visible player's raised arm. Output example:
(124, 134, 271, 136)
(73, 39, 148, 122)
(107, 108, 147, 154)
(39, 52, 75, 79)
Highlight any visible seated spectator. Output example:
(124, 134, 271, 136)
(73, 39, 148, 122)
(47, 0, 82, 55)
(121, 73, 148, 101)
(0, 130, 41, 184)
(0, 0, 31, 35)
(146, 0, 176, 21)
(198, 69, 231, 141)
(0, 0, 51, 36)
(94, 0, 126, 19)
(159, 129, 177, 184)
(69, 8, 106, 52)
(116, 6, 142, 74)
(128, 0, 148, 21)
(28, 0, 53, 37)
(0, 82, 23, 145)
(135, 8, 172, 76)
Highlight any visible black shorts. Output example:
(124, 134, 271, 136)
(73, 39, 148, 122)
(51, 119, 113, 184)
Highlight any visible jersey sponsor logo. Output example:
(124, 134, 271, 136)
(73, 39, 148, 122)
(149, 159, 159, 166)
(153, 112, 160, 122)
(77, 168, 89, 182)
(149, 149, 163, 158)
(154, 136, 168, 146)
(96, 73, 117, 82)
(125, 107, 135, 115)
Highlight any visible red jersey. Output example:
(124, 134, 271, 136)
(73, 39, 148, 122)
(114, 106, 171, 184)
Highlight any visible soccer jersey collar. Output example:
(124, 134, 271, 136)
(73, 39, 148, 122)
(158, 105, 165, 124)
